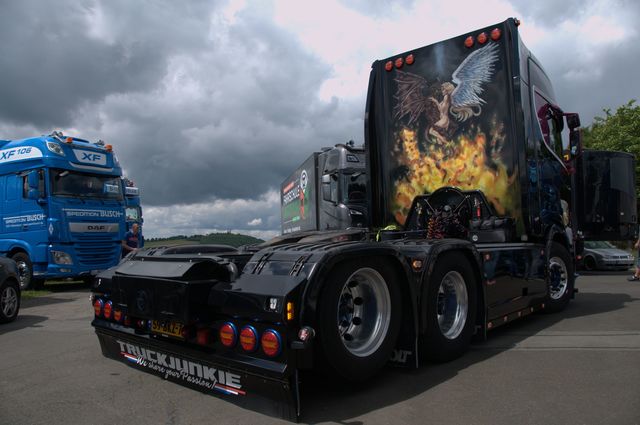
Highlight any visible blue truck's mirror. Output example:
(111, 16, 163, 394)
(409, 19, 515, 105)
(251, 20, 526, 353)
(27, 170, 39, 189)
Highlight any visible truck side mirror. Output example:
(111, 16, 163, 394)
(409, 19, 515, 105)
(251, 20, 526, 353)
(27, 170, 40, 190)
(322, 174, 332, 202)
(564, 113, 582, 160)
(27, 188, 40, 200)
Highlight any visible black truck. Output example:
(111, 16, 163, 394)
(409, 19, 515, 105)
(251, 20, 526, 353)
(281, 142, 367, 234)
(90, 18, 636, 421)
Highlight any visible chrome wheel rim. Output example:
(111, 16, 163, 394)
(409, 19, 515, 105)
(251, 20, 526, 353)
(437, 271, 468, 340)
(337, 268, 391, 357)
(1, 286, 18, 318)
(16, 260, 30, 290)
(549, 256, 569, 300)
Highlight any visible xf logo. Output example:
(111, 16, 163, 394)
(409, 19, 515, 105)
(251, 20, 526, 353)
(82, 152, 102, 162)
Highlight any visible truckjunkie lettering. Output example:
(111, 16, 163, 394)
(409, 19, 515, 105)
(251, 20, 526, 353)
(116, 340, 244, 395)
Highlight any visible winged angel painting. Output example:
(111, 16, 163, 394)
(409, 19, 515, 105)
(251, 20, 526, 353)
(390, 42, 520, 225)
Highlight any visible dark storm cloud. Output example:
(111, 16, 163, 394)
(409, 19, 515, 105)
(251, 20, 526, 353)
(0, 0, 214, 127)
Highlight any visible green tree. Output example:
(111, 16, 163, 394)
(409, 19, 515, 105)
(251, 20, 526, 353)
(582, 100, 640, 197)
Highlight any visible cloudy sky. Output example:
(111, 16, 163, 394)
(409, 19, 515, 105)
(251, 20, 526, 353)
(1, 0, 638, 240)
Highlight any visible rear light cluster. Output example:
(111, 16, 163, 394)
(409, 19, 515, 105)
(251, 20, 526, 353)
(92, 297, 125, 324)
(464, 27, 502, 48)
(218, 321, 282, 358)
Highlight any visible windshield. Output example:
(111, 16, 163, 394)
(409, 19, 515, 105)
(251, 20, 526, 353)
(50, 169, 124, 201)
(341, 171, 367, 204)
(125, 206, 142, 222)
(584, 241, 615, 249)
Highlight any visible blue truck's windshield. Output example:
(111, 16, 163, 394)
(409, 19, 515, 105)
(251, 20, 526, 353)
(50, 169, 124, 201)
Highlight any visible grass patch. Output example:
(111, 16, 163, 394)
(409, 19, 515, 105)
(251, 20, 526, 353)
(21, 289, 52, 299)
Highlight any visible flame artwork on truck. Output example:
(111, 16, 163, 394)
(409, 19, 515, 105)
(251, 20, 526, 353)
(387, 35, 520, 228)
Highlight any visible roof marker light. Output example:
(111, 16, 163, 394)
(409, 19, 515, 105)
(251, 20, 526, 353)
(491, 28, 502, 41)
(394, 57, 403, 68)
(477, 32, 488, 44)
(384, 61, 393, 71)
(65, 137, 73, 144)
(464, 36, 474, 48)
(405, 54, 414, 65)
(105, 144, 113, 152)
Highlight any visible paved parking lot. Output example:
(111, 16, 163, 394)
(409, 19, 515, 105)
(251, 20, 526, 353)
(1, 273, 639, 425)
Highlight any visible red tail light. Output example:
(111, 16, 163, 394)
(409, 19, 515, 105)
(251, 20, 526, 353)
(103, 301, 113, 320)
(219, 322, 237, 348)
(240, 326, 258, 352)
(93, 299, 104, 317)
(197, 328, 211, 345)
(261, 329, 282, 357)
(113, 309, 122, 322)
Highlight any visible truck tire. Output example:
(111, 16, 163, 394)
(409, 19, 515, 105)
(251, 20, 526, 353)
(420, 253, 477, 363)
(317, 259, 402, 381)
(0, 279, 20, 323)
(11, 252, 34, 291)
(544, 242, 574, 313)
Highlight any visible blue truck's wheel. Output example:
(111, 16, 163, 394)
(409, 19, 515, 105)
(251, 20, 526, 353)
(0, 278, 20, 323)
(420, 252, 477, 363)
(317, 259, 402, 381)
(11, 252, 34, 291)
(544, 242, 574, 313)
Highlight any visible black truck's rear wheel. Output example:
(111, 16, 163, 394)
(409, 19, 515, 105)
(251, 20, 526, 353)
(420, 252, 477, 363)
(544, 242, 574, 313)
(318, 259, 401, 381)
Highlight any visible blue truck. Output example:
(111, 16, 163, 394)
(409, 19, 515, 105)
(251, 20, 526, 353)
(0, 131, 126, 289)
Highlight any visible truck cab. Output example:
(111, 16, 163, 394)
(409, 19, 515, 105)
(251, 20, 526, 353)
(281, 143, 367, 234)
(0, 132, 126, 289)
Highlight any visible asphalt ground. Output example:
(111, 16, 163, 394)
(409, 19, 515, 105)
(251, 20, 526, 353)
(1, 272, 639, 425)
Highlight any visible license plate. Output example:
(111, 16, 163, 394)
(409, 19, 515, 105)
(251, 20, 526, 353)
(151, 320, 184, 339)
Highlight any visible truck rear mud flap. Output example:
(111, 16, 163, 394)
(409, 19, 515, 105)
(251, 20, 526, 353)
(95, 327, 300, 421)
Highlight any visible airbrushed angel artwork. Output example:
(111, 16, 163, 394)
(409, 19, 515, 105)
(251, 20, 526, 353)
(389, 41, 521, 226)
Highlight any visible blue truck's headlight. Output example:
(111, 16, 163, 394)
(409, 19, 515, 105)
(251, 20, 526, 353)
(46, 141, 64, 156)
(51, 250, 73, 265)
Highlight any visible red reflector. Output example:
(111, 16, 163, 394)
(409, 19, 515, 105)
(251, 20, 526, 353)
(219, 322, 237, 347)
(491, 28, 501, 41)
(394, 57, 403, 68)
(103, 301, 113, 320)
(240, 326, 258, 352)
(113, 309, 122, 322)
(261, 329, 282, 357)
(93, 299, 103, 317)
(136, 319, 146, 328)
(464, 36, 474, 48)
(405, 54, 414, 65)
(384, 61, 393, 71)
(124, 316, 131, 326)
(477, 32, 488, 44)
(197, 328, 211, 345)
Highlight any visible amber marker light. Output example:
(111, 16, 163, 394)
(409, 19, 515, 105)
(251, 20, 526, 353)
(477, 32, 488, 44)
(385, 61, 393, 71)
(464, 36, 474, 48)
(405, 54, 414, 65)
(394, 57, 404, 68)
(491, 28, 502, 41)
(286, 302, 294, 321)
